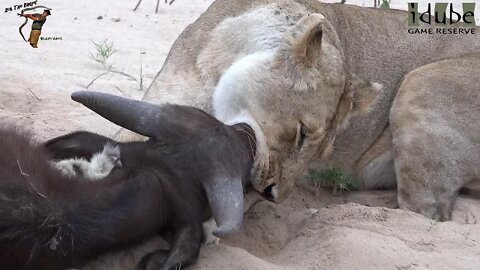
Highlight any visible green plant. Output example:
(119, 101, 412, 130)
(89, 39, 117, 68)
(85, 42, 145, 92)
(309, 167, 357, 196)
(374, 0, 391, 9)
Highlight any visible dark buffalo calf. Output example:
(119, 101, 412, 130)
(0, 91, 256, 270)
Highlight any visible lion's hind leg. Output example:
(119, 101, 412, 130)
(392, 138, 463, 221)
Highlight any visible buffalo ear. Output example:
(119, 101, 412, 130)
(44, 131, 114, 160)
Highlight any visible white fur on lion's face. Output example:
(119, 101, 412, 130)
(213, 12, 347, 202)
(214, 51, 274, 190)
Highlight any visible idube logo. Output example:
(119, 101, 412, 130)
(407, 2, 476, 34)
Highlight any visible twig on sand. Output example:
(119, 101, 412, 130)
(26, 88, 42, 101)
(110, 70, 137, 81)
(86, 69, 137, 90)
(133, 0, 174, 12)
(18, 114, 34, 120)
(133, 0, 143, 11)
(114, 86, 130, 97)
(86, 71, 110, 89)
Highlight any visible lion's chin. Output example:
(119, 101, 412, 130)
(262, 183, 278, 202)
(250, 172, 278, 202)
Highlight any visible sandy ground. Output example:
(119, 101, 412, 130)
(1, 0, 480, 269)
(1, 0, 214, 140)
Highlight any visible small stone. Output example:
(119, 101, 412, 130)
(111, 17, 121, 22)
(96, 16, 103, 20)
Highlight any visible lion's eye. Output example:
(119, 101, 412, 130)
(297, 122, 308, 149)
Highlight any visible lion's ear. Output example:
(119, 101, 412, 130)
(337, 76, 383, 130)
(351, 78, 383, 116)
(275, 13, 325, 68)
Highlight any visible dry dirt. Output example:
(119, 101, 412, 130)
(1, 0, 480, 269)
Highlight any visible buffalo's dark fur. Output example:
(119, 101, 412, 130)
(0, 105, 255, 270)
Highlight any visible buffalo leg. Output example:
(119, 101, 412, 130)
(140, 223, 203, 270)
(138, 250, 168, 270)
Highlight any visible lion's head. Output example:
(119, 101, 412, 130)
(209, 11, 379, 202)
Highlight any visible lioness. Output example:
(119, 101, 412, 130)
(122, 0, 480, 220)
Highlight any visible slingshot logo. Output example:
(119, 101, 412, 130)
(407, 2, 476, 34)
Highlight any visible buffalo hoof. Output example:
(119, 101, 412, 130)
(138, 250, 169, 270)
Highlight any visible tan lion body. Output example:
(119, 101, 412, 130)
(120, 0, 480, 220)
(391, 54, 480, 221)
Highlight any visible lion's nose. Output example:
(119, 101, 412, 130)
(262, 184, 276, 202)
